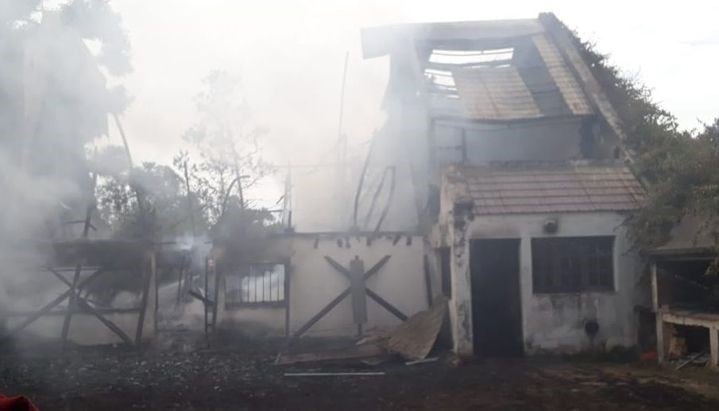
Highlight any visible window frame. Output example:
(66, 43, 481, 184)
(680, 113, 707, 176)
(531, 236, 615, 294)
(224, 262, 287, 309)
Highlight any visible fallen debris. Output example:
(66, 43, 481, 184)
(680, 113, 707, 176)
(283, 372, 385, 377)
(275, 343, 387, 365)
(385, 296, 448, 361)
(405, 357, 439, 366)
(676, 352, 709, 370)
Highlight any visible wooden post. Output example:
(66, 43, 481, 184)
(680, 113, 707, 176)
(656, 311, 665, 364)
(135, 251, 155, 346)
(154, 259, 159, 333)
(60, 200, 94, 347)
(176, 268, 184, 306)
(60, 263, 82, 346)
(212, 263, 221, 331)
(349, 256, 368, 327)
(651, 262, 659, 312)
(284, 262, 291, 340)
(423, 254, 433, 308)
(204, 257, 209, 342)
(710, 327, 719, 369)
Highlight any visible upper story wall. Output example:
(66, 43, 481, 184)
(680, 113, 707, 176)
(432, 116, 586, 166)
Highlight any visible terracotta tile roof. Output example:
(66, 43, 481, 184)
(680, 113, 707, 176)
(531, 34, 593, 116)
(452, 66, 542, 120)
(457, 163, 644, 215)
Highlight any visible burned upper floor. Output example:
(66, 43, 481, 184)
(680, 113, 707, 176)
(362, 13, 629, 171)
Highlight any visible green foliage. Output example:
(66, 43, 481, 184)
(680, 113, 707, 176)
(574, 38, 719, 253)
(95, 162, 209, 241)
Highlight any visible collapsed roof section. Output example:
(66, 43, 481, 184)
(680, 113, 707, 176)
(361, 15, 596, 122)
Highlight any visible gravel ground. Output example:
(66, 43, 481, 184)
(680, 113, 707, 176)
(1, 334, 718, 410)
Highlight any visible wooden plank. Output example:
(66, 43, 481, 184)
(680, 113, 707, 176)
(46, 268, 72, 287)
(324, 256, 351, 276)
(386, 296, 447, 360)
(3, 307, 141, 316)
(292, 288, 352, 338)
(366, 289, 408, 321)
(284, 372, 385, 377)
(364, 255, 391, 279)
(276, 344, 386, 365)
(135, 251, 154, 345)
(662, 312, 719, 328)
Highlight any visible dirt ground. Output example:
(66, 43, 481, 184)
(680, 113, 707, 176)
(1, 334, 719, 410)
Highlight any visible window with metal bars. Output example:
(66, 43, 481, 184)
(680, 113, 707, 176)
(225, 263, 286, 307)
(531, 236, 614, 294)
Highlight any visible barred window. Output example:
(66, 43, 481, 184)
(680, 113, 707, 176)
(532, 236, 614, 294)
(225, 264, 286, 307)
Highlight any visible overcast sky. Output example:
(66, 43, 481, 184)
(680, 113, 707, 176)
(104, 0, 719, 202)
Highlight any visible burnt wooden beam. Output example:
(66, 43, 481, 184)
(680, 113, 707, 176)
(51, 265, 134, 346)
(366, 289, 408, 321)
(284, 263, 291, 339)
(0, 269, 105, 341)
(189, 289, 215, 306)
(134, 252, 155, 346)
(292, 288, 352, 339)
(75, 297, 134, 346)
(363, 255, 391, 279)
(2, 307, 141, 317)
(423, 254, 433, 307)
(212, 266, 221, 331)
(324, 256, 351, 276)
(60, 263, 83, 346)
(46, 267, 72, 287)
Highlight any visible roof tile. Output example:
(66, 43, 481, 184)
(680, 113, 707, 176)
(458, 164, 645, 215)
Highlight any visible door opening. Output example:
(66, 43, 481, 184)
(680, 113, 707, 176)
(470, 239, 523, 357)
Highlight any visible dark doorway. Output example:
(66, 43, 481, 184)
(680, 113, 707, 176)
(470, 239, 523, 357)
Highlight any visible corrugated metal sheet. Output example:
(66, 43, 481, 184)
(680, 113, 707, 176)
(452, 66, 542, 120)
(532, 34, 593, 115)
(459, 164, 644, 215)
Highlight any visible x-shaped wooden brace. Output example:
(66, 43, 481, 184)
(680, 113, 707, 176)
(0, 268, 134, 346)
(292, 255, 407, 339)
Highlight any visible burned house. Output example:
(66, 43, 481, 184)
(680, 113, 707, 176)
(205, 13, 649, 360)
(362, 12, 646, 357)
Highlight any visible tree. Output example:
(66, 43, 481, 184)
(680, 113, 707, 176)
(0, 0, 131, 242)
(182, 70, 271, 221)
(569, 30, 719, 259)
(94, 159, 206, 241)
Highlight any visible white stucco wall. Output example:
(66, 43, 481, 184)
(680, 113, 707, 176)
(217, 234, 431, 338)
(455, 212, 644, 356)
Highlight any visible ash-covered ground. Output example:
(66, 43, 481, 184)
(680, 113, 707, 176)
(1, 332, 718, 410)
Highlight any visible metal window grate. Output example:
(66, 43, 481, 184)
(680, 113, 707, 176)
(532, 236, 614, 294)
(225, 264, 285, 307)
